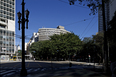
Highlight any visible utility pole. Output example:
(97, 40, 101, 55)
(17, 0, 30, 76)
(102, 0, 108, 74)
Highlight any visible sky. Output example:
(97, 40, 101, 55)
(15, 0, 98, 48)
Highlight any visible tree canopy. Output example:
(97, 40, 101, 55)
(68, 0, 110, 15)
(29, 32, 82, 60)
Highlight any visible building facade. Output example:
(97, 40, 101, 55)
(98, 2, 110, 32)
(26, 32, 39, 59)
(109, 0, 116, 21)
(38, 26, 70, 41)
(0, 0, 15, 60)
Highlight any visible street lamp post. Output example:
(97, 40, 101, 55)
(17, 0, 29, 76)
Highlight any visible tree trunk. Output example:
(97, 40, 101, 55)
(97, 53, 102, 65)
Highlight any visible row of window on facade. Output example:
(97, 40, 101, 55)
(0, 14, 14, 20)
(0, 46, 14, 51)
(0, 35, 14, 40)
(0, 41, 14, 45)
(0, 30, 14, 35)
(0, 10, 14, 16)
(1, 0, 14, 5)
(39, 32, 65, 35)
(0, 49, 14, 52)
(0, 1, 14, 8)
(0, 5, 14, 13)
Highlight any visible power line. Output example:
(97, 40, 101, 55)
(82, 19, 97, 37)
(80, 15, 96, 38)
(63, 16, 98, 26)
(15, 34, 31, 40)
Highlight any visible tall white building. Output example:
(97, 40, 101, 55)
(0, 0, 15, 59)
(38, 25, 70, 41)
(26, 32, 39, 58)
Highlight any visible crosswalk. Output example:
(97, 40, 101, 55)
(0, 67, 60, 77)
(0, 70, 16, 77)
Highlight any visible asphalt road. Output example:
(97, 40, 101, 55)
(0, 61, 79, 77)
(0, 61, 72, 69)
(0, 61, 110, 77)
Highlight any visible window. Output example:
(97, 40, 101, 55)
(7, 4, 9, 7)
(7, 12, 10, 15)
(0, 36, 3, 39)
(8, 8, 10, 11)
(4, 3, 6, 6)
(0, 10, 2, 13)
(1, 6, 3, 9)
(11, 13, 14, 16)
(4, 7, 6, 10)
(11, 5, 14, 9)
(12, 2, 14, 5)
(7, 16, 10, 19)
(0, 41, 2, 44)
(10, 1, 12, 4)
(1, 2, 3, 5)
(10, 12, 11, 16)
(10, 9, 11, 12)
(5, 0, 7, 2)
(10, 5, 12, 8)
(0, 30, 2, 34)
(1, 19, 5, 22)
(0, 25, 5, 28)
(11, 17, 14, 20)
(4, 11, 6, 14)
(10, 17, 11, 20)
(3, 14, 6, 18)
(12, 9, 14, 13)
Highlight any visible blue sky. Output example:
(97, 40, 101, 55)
(15, 0, 98, 47)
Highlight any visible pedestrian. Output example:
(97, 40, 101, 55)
(34, 58, 35, 61)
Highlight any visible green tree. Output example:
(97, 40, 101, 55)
(29, 32, 82, 60)
(50, 32, 82, 60)
(17, 50, 22, 56)
(92, 32, 104, 63)
(29, 41, 42, 59)
(79, 33, 103, 63)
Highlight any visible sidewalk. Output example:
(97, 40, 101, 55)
(0, 60, 34, 63)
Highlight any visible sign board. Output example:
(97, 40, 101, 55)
(18, 51, 20, 53)
(0, 55, 9, 60)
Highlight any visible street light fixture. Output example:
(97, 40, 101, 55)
(25, 9, 29, 29)
(17, 0, 29, 76)
(17, 12, 21, 30)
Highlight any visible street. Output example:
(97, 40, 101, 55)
(0, 60, 109, 77)
(0, 60, 72, 68)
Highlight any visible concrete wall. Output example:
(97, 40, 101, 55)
(8, 20, 15, 31)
